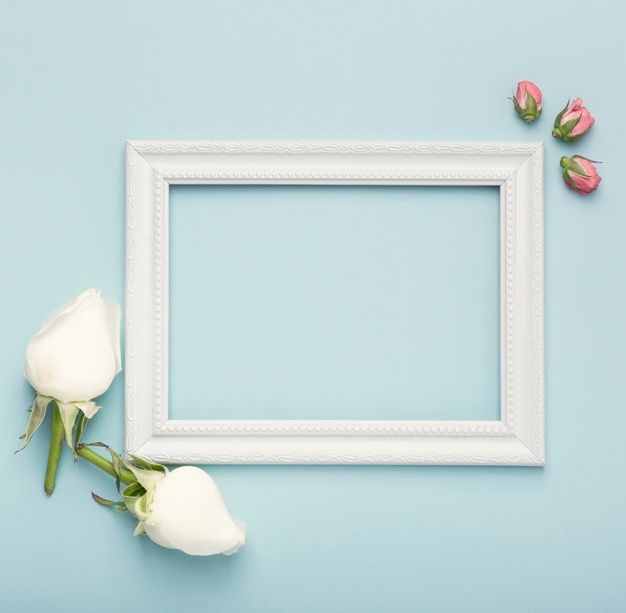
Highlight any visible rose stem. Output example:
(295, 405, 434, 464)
(43, 403, 65, 496)
(76, 446, 135, 485)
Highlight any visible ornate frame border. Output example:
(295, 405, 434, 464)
(125, 141, 544, 465)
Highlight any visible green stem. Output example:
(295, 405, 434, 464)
(76, 446, 135, 485)
(44, 403, 64, 496)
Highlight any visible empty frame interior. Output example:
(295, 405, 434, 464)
(168, 184, 501, 422)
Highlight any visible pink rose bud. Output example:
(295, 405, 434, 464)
(552, 98, 595, 141)
(511, 81, 542, 122)
(560, 155, 602, 195)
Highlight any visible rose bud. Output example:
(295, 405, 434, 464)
(511, 81, 542, 123)
(560, 155, 602, 195)
(140, 466, 246, 556)
(552, 98, 595, 141)
(24, 288, 121, 404)
(84, 445, 247, 557)
(19, 288, 121, 495)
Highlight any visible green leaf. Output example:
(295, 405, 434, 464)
(15, 395, 52, 453)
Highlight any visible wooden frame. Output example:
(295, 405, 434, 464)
(125, 141, 544, 465)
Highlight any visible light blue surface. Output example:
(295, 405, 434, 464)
(169, 185, 500, 421)
(1, 1, 625, 611)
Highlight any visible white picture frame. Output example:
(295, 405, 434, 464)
(125, 141, 544, 465)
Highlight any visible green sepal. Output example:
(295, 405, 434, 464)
(133, 521, 147, 537)
(512, 97, 524, 117)
(122, 481, 146, 510)
(553, 101, 569, 128)
(107, 446, 126, 492)
(128, 455, 166, 474)
(81, 442, 168, 535)
(125, 454, 167, 492)
(523, 96, 541, 122)
(562, 133, 584, 143)
(57, 402, 80, 452)
(74, 401, 99, 419)
(131, 491, 151, 518)
(120, 469, 162, 536)
(74, 412, 88, 451)
(562, 169, 576, 186)
(523, 110, 541, 122)
(84, 442, 128, 491)
(558, 118, 581, 141)
(569, 160, 588, 177)
(15, 395, 53, 452)
(92, 492, 128, 512)
(121, 479, 154, 535)
(573, 155, 602, 164)
(512, 94, 540, 123)
(81, 442, 166, 492)
(125, 464, 166, 493)
(561, 155, 590, 178)
(129, 491, 154, 535)
(45, 401, 100, 456)
(530, 109, 541, 121)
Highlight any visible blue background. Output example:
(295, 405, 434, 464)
(169, 184, 501, 421)
(1, 1, 625, 611)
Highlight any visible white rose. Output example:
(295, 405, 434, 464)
(141, 466, 246, 556)
(24, 288, 121, 403)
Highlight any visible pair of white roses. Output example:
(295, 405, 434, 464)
(21, 289, 245, 557)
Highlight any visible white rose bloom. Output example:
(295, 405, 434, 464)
(24, 288, 121, 403)
(141, 466, 246, 556)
